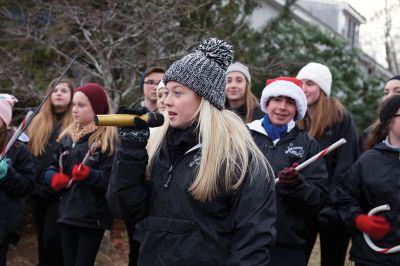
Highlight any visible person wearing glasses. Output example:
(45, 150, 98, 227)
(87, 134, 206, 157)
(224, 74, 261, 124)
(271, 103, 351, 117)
(139, 67, 166, 112)
(337, 95, 400, 266)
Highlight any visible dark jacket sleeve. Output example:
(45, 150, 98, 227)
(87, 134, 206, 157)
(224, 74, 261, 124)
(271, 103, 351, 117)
(227, 163, 277, 266)
(336, 161, 365, 233)
(106, 142, 150, 223)
(331, 112, 360, 188)
(89, 153, 114, 195)
(277, 139, 329, 214)
(0, 143, 35, 198)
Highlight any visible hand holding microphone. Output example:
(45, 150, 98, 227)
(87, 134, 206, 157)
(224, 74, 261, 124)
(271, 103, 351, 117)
(96, 107, 158, 146)
(94, 107, 164, 128)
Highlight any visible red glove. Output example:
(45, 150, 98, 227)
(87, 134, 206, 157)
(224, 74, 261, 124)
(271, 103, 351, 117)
(51, 173, 70, 191)
(355, 214, 391, 240)
(277, 163, 299, 188)
(72, 164, 90, 181)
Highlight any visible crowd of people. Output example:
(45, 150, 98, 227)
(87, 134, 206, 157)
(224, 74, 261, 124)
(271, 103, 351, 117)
(0, 37, 399, 266)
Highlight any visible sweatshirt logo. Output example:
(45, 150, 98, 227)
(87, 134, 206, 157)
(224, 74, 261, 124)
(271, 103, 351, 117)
(189, 153, 201, 168)
(285, 143, 304, 158)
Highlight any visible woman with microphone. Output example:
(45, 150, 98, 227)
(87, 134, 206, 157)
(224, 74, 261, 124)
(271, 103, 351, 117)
(107, 38, 277, 265)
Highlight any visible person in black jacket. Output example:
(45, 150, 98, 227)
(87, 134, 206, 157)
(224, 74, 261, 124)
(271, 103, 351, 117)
(296, 62, 360, 266)
(28, 77, 74, 266)
(361, 75, 400, 152)
(0, 94, 35, 266)
(337, 95, 400, 266)
(107, 38, 277, 266)
(248, 76, 329, 266)
(43, 83, 117, 266)
(225, 62, 264, 123)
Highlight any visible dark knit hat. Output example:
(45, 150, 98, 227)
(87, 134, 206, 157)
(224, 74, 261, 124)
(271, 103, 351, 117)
(163, 38, 234, 110)
(75, 83, 109, 115)
(380, 95, 400, 126)
(387, 75, 400, 82)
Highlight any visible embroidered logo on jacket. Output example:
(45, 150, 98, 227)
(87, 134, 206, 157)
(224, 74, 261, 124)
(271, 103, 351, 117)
(188, 153, 201, 168)
(285, 143, 304, 158)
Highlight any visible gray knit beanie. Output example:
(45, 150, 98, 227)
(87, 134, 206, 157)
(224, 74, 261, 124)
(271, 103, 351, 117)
(163, 38, 234, 110)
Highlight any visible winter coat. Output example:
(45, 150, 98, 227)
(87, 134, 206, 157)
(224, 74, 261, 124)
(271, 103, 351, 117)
(337, 142, 400, 266)
(107, 127, 277, 266)
(311, 111, 360, 224)
(227, 103, 264, 123)
(0, 141, 35, 245)
(31, 120, 63, 200)
(47, 134, 114, 230)
(248, 119, 329, 246)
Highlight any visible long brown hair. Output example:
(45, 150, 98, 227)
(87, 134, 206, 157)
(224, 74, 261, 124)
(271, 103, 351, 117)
(365, 97, 398, 150)
(297, 92, 344, 139)
(28, 78, 74, 156)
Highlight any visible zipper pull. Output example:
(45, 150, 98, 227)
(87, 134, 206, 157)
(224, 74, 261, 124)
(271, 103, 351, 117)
(163, 165, 173, 189)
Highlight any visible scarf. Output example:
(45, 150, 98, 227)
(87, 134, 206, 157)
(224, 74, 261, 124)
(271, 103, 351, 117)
(262, 115, 288, 141)
(69, 122, 98, 144)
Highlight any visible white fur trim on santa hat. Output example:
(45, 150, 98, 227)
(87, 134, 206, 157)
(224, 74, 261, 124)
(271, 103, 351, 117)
(260, 80, 307, 121)
(296, 62, 332, 97)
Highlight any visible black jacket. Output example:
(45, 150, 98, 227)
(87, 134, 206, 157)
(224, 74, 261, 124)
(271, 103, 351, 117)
(227, 103, 264, 122)
(0, 141, 35, 245)
(248, 119, 329, 246)
(107, 127, 277, 265)
(301, 111, 359, 224)
(47, 134, 114, 230)
(31, 120, 63, 200)
(337, 143, 400, 266)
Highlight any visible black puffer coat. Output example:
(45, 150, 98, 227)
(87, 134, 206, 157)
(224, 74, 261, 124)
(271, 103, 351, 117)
(337, 142, 400, 266)
(0, 141, 34, 245)
(248, 119, 329, 245)
(107, 126, 277, 266)
(46, 134, 114, 229)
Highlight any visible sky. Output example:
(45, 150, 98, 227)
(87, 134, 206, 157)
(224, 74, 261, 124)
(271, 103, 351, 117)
(342, 0, 400, 67)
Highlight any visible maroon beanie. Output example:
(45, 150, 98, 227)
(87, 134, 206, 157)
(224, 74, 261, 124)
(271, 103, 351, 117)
(74, 83, 109, 115)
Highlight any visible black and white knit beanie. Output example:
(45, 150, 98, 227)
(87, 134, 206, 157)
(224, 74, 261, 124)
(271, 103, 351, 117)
(163, 38, 234, 110)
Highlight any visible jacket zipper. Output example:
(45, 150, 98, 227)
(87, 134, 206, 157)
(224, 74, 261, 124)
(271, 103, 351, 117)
(162, 145, 201, 190)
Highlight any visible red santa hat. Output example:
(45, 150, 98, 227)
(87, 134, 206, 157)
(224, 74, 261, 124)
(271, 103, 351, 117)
(260, 77, 307, 121)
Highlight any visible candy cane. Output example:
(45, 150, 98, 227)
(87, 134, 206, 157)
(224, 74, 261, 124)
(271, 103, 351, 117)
(275, 138, 347, 183)
(364, 204, 400, 254)
(0, 111, 33, 162)
(67, 142, 97, 188)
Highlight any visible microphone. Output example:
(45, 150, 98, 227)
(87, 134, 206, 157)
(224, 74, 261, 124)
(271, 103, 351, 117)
(94, 112, 165, 127)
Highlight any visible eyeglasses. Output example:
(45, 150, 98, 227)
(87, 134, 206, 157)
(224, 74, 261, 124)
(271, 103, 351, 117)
(144, 80, 160, 86)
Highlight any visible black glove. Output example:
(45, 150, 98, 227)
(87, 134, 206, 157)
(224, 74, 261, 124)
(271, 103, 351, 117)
(117, 106, 150, 146)
(277, 163, 300, 188)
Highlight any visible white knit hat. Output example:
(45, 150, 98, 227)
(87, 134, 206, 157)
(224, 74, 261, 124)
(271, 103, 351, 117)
(156, 81, 165, 93)
(226, 62, 251, 84)
(296, 62, 332, 97)
(260, 77, 307, 121)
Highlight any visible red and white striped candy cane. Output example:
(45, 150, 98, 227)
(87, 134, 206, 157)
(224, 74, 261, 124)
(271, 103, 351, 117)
(0, 111, 33, 162)
(275, 138, 347, 183)
(67, 142, 97, 188)
(364, 204, 400, 254)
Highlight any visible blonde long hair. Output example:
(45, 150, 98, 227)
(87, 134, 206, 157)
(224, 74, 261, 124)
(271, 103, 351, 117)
(28, 78, 74, 156)
(57, 101, 117, 155)
(297, 92, 344, 139)
(147, 99, 272, 202)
